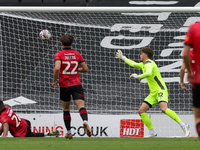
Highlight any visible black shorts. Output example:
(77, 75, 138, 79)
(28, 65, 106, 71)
(60, 85, 84, 102)
(24, 119, 32, 137)
(192, 84, 200, 108)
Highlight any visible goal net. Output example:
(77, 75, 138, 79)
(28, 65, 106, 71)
(0, 8, 198, 115)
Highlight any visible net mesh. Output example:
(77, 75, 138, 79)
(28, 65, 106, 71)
(0, 11, 198, 114)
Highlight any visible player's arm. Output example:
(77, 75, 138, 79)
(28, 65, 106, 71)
(138, 64, 153, 79)
(0, 125, 3, 135)
(1, 123, 9, 137)
(182, 45, 191, 73)
(78, 62, 89, 73)
(130, 64, 153, 79)
(180, 62, 187, 90)
(182, 45, 193, 83)
(52, 60, 61, 87)
(115, 50, 143, 69)
(124, 59, 143, 69)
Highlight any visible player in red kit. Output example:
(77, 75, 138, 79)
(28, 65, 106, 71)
(52, 34, 92, 139)
(0, 101, 59, 137)
(180, 50, 195, 90)
(182, 21, 200, 138)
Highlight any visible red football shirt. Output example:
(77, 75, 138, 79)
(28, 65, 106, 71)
(184, 22, 200, 83)
(0, 106, 28, 137)
(189, 50, 195, 73)
(54, 48, 84, 87)
(189, 50, 195, 88)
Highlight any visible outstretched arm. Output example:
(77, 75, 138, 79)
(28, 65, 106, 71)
(115, 50, 143, 69)
(124, 59, 143, 69)
(130, 64, 153, 79)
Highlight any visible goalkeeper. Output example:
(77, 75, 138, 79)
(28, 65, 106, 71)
(115, 47, 190, 137)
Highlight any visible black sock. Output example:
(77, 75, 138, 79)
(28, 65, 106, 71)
(63, 111, 71, 131)
(79, 107, 88, 121)
(35, 133, 45, 137)
(196, 122, 200, 137)
(31, 132, 44, 137)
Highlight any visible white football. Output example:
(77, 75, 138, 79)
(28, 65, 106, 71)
(39, 30, 51, 41)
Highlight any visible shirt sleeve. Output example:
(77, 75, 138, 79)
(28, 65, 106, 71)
(139, 63, 153, 79)
(184, 25, 193, 47)
(124, 58, 143, 69)
(0, 115, 9, 124)
(78, 52, 84, 64)
(54, 52, 60, 61)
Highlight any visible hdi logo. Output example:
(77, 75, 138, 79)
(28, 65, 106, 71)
(120, 119, 144, 137)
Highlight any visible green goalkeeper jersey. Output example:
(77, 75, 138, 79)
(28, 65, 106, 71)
(125, 58, 168, 93)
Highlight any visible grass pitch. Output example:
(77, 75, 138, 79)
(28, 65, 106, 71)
(1, 137, 199, 150)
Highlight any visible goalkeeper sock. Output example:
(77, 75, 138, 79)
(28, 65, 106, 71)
(196, 122, 200, 137)
(63, 111, 71, 131)
(178, 121, 186, 127)
(79, 107, 88, 121)
(140, 113, 153, 130)
(149, 129, 157, 135)
(165, 108, 181, 123)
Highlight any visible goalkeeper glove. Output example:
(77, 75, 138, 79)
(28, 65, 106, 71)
(130, 73, 140, 79)
(115, 50, 127, 61)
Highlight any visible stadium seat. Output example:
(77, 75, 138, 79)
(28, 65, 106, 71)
(0, 0, 18, 3)
(65, 0, 87, 2)
(21, 0, 42, 3)
(43, 0, 63, 3)
(0, 0, 89, 6)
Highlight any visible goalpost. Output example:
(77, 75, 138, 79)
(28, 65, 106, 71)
(0, 6, 199, 137)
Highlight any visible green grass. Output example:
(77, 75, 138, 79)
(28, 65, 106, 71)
(1, 137, 200, 150)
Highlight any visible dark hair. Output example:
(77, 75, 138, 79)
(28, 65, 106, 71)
(0, 100, 4, 109)
(141, 47, 154, 59)
(59, 34, 74, 46)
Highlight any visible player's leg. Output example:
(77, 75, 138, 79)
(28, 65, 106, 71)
(194, 108, 200, 137)
(192, 84, 200, 138)
(60, 100, 72, 139)
(73, 85, 91, 137)
(24, 119, 45, 137)
(158, 91, 190, 137)
(139, 94, 157, 137)
(46, 130, 60, 137)
(72, 85, 88, 122)
(159, 102, 181, 122)
(138, 103, 152, 130)
(60, 87, 72, 139)
(24, 119, 34, 137)
(74, 99, 91, 137)
(74, 99, 86, 120)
